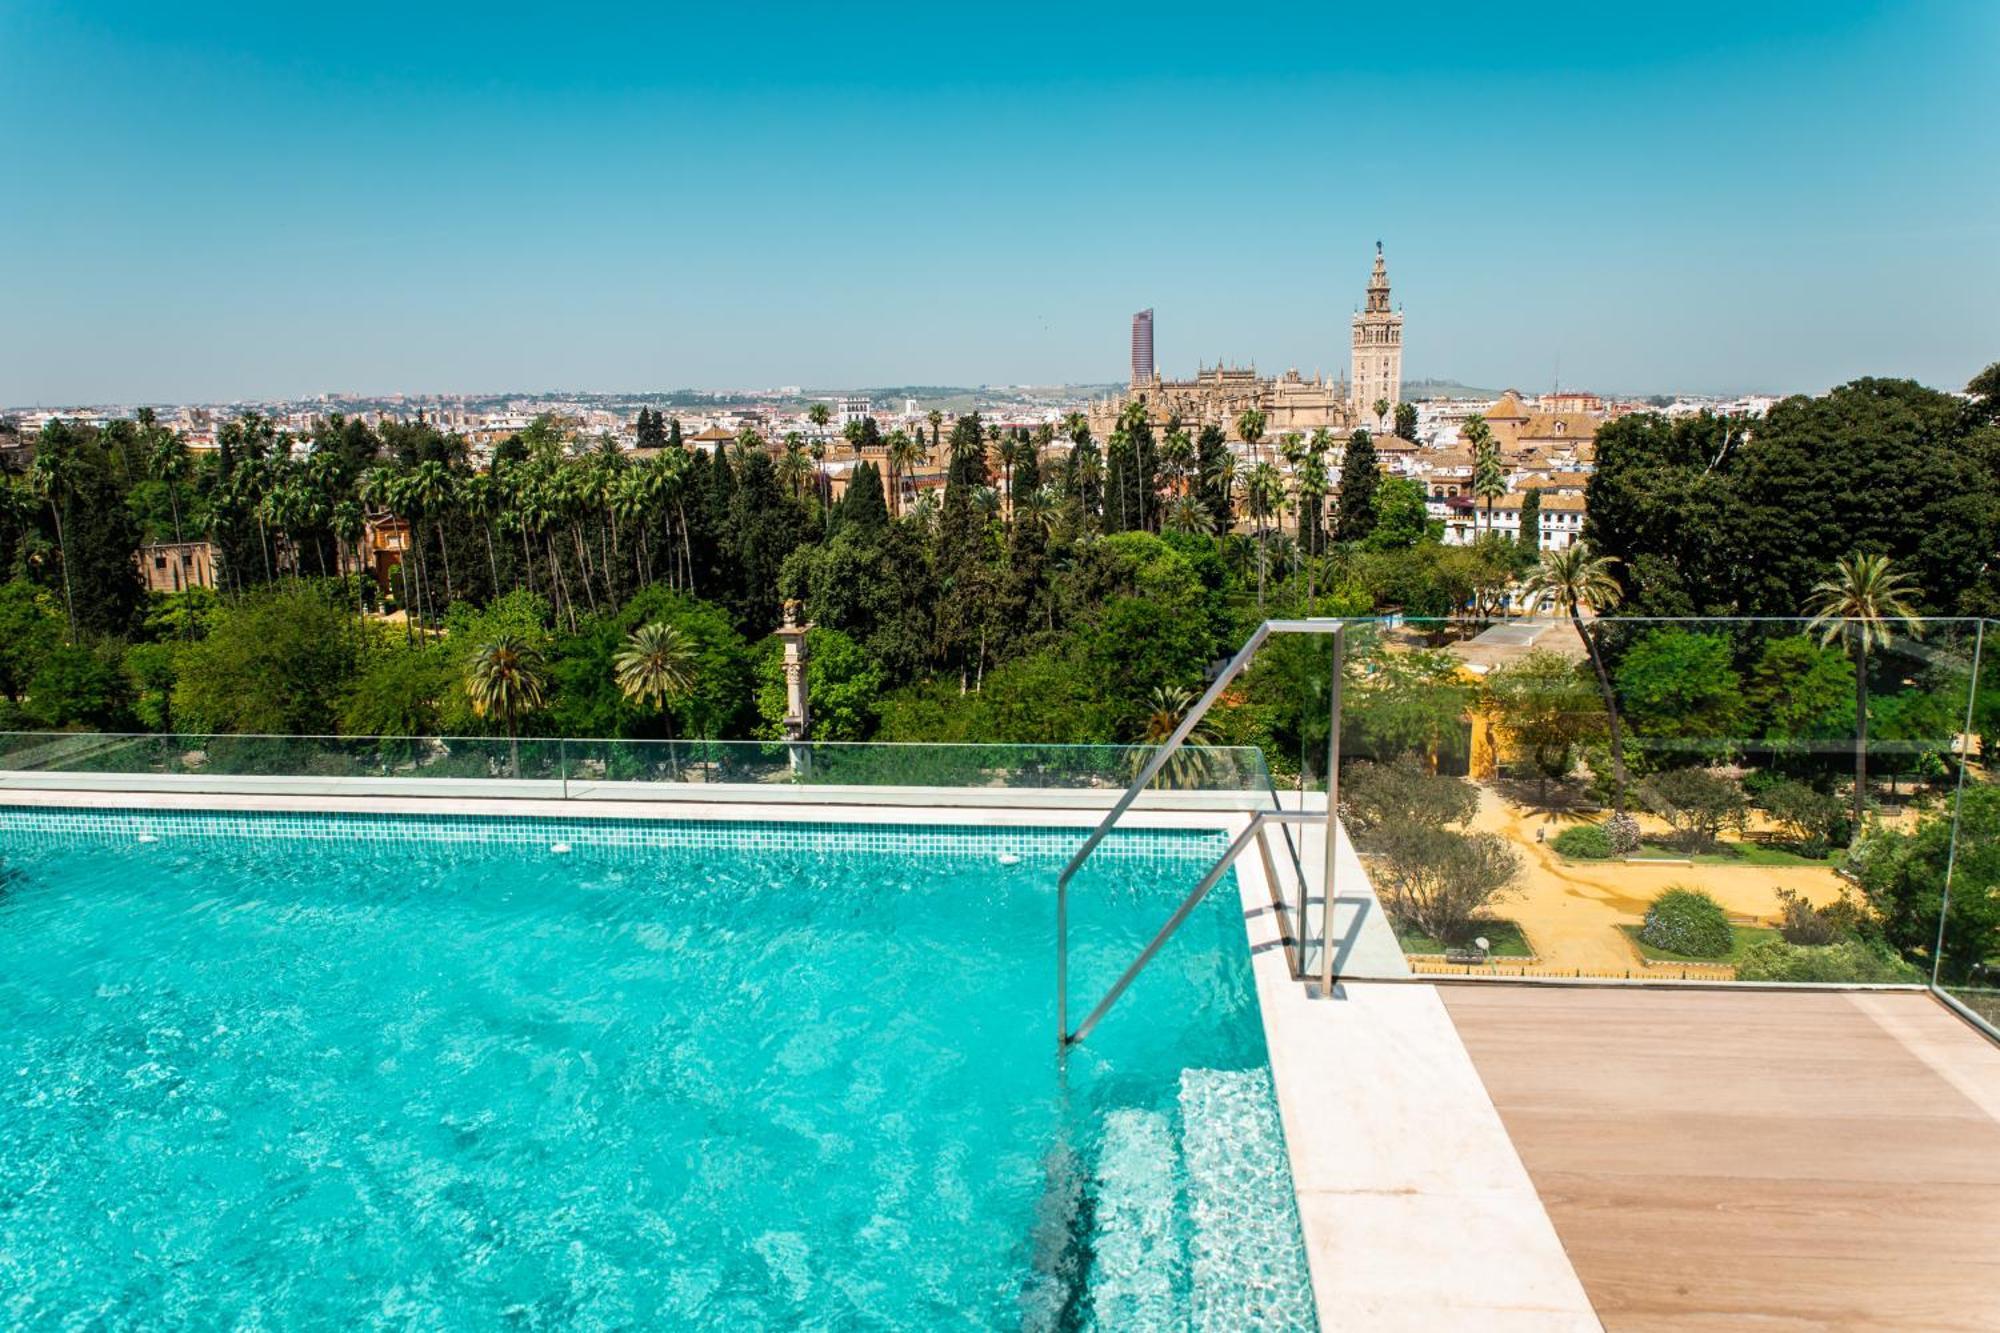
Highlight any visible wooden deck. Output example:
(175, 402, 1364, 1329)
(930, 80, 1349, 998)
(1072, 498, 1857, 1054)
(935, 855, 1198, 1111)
(1440, 987, 2000, 1332)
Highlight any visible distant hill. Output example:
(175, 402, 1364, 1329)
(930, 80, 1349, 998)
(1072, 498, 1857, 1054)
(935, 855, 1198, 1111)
(1403, 378, 1507, 400)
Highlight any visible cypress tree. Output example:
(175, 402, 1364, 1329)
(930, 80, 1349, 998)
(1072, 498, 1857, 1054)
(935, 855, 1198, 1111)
(1336, 429, 1381, 542)
(1196, 423, 1233, 530)
(840, 461, 889, 535)
(1518, 486, 1541, 554)
(938, 414, 995, 686)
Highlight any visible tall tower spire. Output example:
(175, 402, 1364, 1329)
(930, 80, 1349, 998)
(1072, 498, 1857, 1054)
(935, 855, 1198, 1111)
(1351, 243, 1404, 430)
(1366, 241, 1391, 314)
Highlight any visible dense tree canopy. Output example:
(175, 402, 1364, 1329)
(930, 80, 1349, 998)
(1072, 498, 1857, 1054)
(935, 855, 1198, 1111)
(1587, 378, 2000, 616)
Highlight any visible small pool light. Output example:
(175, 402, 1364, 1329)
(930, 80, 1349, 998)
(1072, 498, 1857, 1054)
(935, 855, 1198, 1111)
(550, 842, 572, 855)
(136, 834, 158, 844)
(997, 852, 1022, 866)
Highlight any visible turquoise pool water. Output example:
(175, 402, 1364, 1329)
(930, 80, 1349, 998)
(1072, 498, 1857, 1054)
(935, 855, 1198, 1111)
(0, 809, 1314, 1329)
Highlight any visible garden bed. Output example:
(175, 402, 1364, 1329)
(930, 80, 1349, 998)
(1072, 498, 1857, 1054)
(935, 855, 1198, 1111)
(1620, 923, 1780, 966)
(1397, 918, 1535, 960)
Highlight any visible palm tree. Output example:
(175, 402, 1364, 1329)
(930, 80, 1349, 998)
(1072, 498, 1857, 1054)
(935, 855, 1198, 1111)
(609, 470, 653, 586)
(1235, 407, 1267, 468)
(1807, 552, 1924, 833)
(409, 459, 457, 607)
(1014, 484, 1058, 540)
(27, 448, 77, 640)
(1163, 491, 1214, 537)
(907, 490, 941, 536)
(1373, 397, 1390, 432)
(615, 621, 697, 726)
(1136, 683, 1221, 789)
(1242, 461, 1284, 612)
(886, 430, 924, 517)
(150, 431, 191, 548)
(332, 499, 368, 617)
(809, 436, 828, 510)
(1295, 446, 1329, 610)
(1521, 543, 1629, 812)
(464, 633, 549, 778)
(460, 471, 503, 594)
(1472, 441, 1506, 541)
(1159, 426, 1194, 500)
(777, 436, 813, 503)
(926, 409, 945, 459)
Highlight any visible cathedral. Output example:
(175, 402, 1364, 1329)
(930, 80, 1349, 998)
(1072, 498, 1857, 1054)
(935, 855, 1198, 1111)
(1092, 246, 1404, 441)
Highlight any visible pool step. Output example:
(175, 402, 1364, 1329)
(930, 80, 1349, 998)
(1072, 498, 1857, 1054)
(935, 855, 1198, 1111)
(1088, 1108, 1186, 1329)
(1179, 1068, 1319, 1331)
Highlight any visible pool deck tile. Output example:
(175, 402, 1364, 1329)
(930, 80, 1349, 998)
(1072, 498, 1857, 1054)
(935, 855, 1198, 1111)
(1234, 816, 1601, 1331)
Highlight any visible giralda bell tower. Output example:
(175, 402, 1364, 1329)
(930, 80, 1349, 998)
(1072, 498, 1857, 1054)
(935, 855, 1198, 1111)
(1350, 242, 1403, 430)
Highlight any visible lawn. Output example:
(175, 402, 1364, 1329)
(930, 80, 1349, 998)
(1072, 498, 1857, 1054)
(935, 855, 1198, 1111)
(1626, 840, 1839, 867)
(1397, 918, 1534, 958)
(1620, 923, 1781, 965)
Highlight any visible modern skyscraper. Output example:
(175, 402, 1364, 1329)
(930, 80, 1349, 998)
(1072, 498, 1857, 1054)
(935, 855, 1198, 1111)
(1130, 309, 1155, 387)
(1350, 244, 1403, 428)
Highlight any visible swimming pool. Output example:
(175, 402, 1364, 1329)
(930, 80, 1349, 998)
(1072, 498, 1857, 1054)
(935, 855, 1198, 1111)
(0, 807, 1315, 1329)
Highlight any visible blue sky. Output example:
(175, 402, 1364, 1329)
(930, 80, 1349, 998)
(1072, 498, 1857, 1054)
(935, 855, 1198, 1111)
(2, 1, 1995, 403)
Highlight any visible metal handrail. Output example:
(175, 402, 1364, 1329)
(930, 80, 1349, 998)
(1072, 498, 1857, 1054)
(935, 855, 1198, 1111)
(1066, 809, 1323, 1046)
(1056, 618, 1350, 1046)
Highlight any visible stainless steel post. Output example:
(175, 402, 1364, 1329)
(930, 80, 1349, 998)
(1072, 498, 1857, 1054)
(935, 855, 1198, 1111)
(1056, 884, 1068, 1047)
(1253, 820, 1290, 977)
(1321, 623, 1344, 991)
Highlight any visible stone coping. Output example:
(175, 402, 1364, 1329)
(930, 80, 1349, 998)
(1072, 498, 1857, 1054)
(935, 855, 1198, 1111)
(1231, 820, 1602, 1330)
(0, 771, 1272, 812)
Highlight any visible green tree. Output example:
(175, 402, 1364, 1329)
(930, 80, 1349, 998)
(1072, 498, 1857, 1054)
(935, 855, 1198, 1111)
(1471, 436, 1506, 540)
(339, 643, 451, 737)
(173, 583, 368, 734)
(615, 622, 697, 717)
(1485, 648, 1603, 801)
(1393, 401, 1418, 441)
(26, 642, 129, 729)
(1747, 634, 1855, 755)
(1641, 768, 1748, 853)
(1521, 544, 1629, 811)
(1374, 824, 1522, 947)
(1363, 476, 1434, 552)
(0, 579, 63, 702)
(1588, 383, 1996, 616)
(1849, 784, 2000, 983)
(464, 633, 550, 774)
(838, 461, 889, 536)
(1806, 552, 1923, 831)
(755, 626, 884, 741)
(1336, 430, 1380, 543)
(1614, 628, 1746, 751)
(1516, 487, 1540, 554)
(1342, 755, 1479, 844)
(1235, 408, 1267, 466)
(1762, 780, 1847, 856)
(123, 640, 178, 731)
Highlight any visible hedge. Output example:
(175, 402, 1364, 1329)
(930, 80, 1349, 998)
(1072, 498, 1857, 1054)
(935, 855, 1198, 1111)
(1637, 887, 1733, 958)
(1551, 824, 1613, 860)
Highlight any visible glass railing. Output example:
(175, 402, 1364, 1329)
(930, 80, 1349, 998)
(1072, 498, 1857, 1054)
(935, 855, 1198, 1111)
(0, 613, 1992, 1035)
(0, 732, 1273, 803)
(1310, 616, 1991, 1028)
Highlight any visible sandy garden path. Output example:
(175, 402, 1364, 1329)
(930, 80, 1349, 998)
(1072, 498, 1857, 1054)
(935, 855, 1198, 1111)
(1469, 787, 1849, 972)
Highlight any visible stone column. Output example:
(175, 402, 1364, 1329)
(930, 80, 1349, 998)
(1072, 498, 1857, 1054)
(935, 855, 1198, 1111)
(775, 600, 813, 774)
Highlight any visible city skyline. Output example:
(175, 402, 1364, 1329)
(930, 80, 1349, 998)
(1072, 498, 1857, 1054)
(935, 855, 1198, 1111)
(2, 1, 1995, 405)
